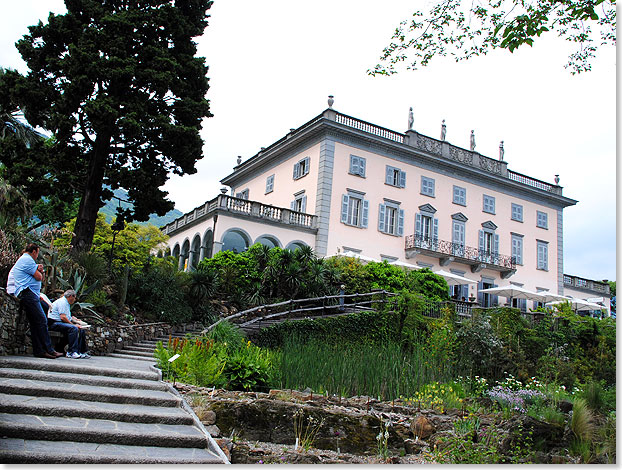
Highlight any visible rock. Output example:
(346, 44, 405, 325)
(205, 424, 220, 437)
(214, 438, 232, 460)
(404, 438, 428, 455)
(558, 399, 573, 413)
(551, 454, 571, 464)
(202, 410, 217, 425)
(411, 415, 436, 439)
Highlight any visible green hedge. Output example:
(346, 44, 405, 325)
(252, 310, 400, 349)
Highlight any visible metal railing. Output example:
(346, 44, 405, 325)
(405, 234, 516, 270)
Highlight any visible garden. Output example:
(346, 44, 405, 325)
(0, 218, 616, 464)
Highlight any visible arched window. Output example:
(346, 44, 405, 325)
(202, 229, 214, 260)
(285, 240, 309, 251)
(222, 229, 250, 254)
(255, 235, 281, 249)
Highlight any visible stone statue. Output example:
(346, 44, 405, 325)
(408, 107, 414, 130)
(236, 156, 242, 165)
(554, 174, 560, 185)
(328, 95, 334, 108)
(499, 141, 504, 161)
(470, 130, 476, 151)
(440, 119, 446, 141)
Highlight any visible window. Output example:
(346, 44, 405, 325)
(349, 155, 366, 177)
(453, 186, 466, 206)
(511, 233, 523, 265)
(415, 213, 438, 240)
(291, 193, 307, 213)
(478, 227, 499, 264)
(265, 174, 274, 194)
(537, 210, 548, 229)
(378, 201, 404, 236)
(385, 165, 406, 188)
(483, 194, 495, 214)
(537, 240, 548, 270)
(511, 203, 523, 222)
(235, 188, 249, 199)
(452, 220, 466, 257)
(341, 192, 369, 228)
(293, 156, 310, 180)
(420, 176, 435, 197)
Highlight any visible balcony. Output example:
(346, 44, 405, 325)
(161, 194, 318, 236)
(563, 274, 610, 295)
(405, 234, 516, 277)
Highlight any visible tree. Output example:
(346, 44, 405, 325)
(7, 0, 212, 254)
(369, 0, 616, 76)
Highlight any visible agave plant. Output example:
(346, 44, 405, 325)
(58, 269, 104, 324)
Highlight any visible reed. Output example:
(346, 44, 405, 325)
(274, 335, 454, 400)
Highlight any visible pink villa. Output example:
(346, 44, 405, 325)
(161, 99, 611, 314)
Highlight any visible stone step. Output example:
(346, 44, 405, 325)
(114, 349, 155, 358)
(0, 367, 167, 391)
(122, 345, 157, 353)
(0, 438, 224, 464)
(0, 413, 208, 448)
(0, 377, 180, 407)
(0, 356, 159, 382)
(0, 394, 194, 425)
(107, 352, 156, 362)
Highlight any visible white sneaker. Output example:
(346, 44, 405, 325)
(66, 352, 81, 359)
(80, 353, 91, 359)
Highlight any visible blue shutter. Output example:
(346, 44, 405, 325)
(349, 156, 356, 174)
(493, 234, 499, 254)
(304, 157, 310, 176)
(301, 195, 307, 213)
(399, 170, 406, 188)
(461, 284, 469, 300)
(359, 158, 366, 176)
(385, 166, 393, 185)
(341, 195, 349, 223)
(290, 200, 295, 210)
(362, 199, 369, 228)
(433, 218, 439, 241)
(398, 209, 405, 236)
(293, 163, 299, 179)
(478, 230, 484, 251)
(378, 204, 386, 232)
(415, 213, 422, 236)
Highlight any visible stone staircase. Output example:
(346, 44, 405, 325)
(0, 330, 228, 464)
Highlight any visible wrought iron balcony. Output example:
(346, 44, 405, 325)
(405, 234, 516, 276)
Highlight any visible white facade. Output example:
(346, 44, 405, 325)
(160, 106, 612, 312)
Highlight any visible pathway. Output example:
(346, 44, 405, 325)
(0, 331, 229, 464)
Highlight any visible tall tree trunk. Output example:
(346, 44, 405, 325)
(71, 134, 110, 255)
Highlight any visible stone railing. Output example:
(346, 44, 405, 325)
(162, 195, 318, 236)
(563, 274, 610, 294)
(508, 170, 562, 195)
(0, 290, 199, 357)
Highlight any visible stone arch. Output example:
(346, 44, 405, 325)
(190, 233, 202, 270)
(172, 243, 180, 259)
(221, 228, 251, 254)
(285, 240, 309, 251)
(201, 228, 214, 261)
(179, 238, 190, 271)
(254, 234, 282, 249)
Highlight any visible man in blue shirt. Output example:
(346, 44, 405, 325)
(48, 290, 90, 359)
(12, 244, 62, 359)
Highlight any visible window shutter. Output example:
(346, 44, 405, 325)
(290, 200, 295, 211)
(477, 281, 484, 306)
(385, 166, 393, 185)
(301, 195, 307, 213)
(378, 204, 386, 232)
(293, 163, 299, 179)
(433, 218, 439, 240)
(303, 157, 310, 176)
(478, 230, 485, 251)
(341, 195, 349, 223)
(415, 213, 422, 236)
(359, 158, 366, 176)
(493, 234, 499, 254)
(399, 170, 406, 188)
(362, 199, 369, 228)
(397, 209, 405, 236)
(461, 284, 469, 300)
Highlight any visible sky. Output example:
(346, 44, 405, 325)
(1, 0, 617, 283)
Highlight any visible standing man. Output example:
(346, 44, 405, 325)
(48, 290, 90, 359)
(12, 244, 62, 359)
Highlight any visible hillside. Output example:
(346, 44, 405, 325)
(100, 188, 182, 227)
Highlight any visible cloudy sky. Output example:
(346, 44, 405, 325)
(1, 1, 616, 282)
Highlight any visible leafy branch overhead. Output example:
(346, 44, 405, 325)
(369, 0, 616, 75)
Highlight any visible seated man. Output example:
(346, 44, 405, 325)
(47, 290, 91, 359)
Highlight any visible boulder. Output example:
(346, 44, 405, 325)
(411, 415, 436, 439)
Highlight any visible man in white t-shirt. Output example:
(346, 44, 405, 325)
(48, 290, 90, 359)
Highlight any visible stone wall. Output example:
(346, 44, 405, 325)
(0, 289, 199, 356)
